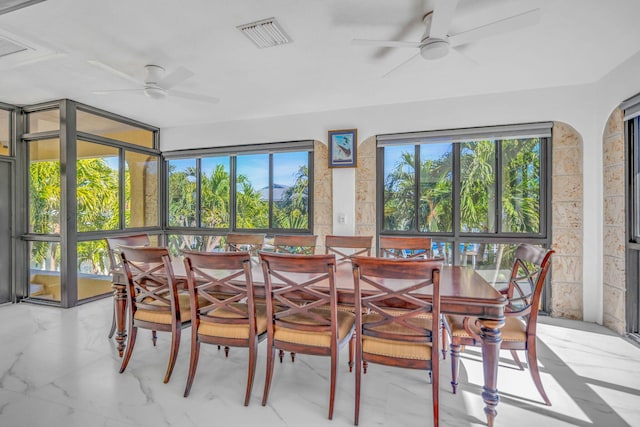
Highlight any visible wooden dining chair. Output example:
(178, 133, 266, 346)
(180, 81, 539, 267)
(273, 234, 317, 254)
(259, 251, 355, 420)
(118, 245, 191, 383)
(325, 235, 372, 264)
(378, 235, 432, 259)
(105, 234, 150, 339)
(445, 244, 554, 405)
(181, 250, 267, 405)
(226, 232, 265, 263)
(351, 256, 443, 426)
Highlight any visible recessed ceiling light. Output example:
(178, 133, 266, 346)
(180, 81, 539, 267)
(237, 17, 291, 49)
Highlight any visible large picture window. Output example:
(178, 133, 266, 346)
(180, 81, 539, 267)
(165, 141, 313, 253)
(378, 123, 551, 279)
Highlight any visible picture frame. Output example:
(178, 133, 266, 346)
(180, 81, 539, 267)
(328, 129, 357, 168)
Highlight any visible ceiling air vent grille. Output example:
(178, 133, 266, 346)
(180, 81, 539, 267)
(237, 17, 291, 48)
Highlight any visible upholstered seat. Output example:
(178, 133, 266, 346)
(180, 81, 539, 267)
(198, 303, 268, 340)
(446, 315, 526, 342)
(274, 310, 354, 347)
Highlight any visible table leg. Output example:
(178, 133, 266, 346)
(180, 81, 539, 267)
(113, 283, 127, 357)
(478, 318, 504, 427)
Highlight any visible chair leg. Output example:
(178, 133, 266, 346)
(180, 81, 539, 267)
(525, 340, 551, 405)
(290, 352, 296, 362)
(354, 343, 362, 425)
(245, 338, 258, 406)
(432, 363, 440, 427)
(328, 348, 338, 420)
(441, 318, 447, 360)
(510, 349, 524, 370)
(450, 343, 461, 394)
(163, 327, 181, 384)
(348, 334, 355, 372)
(224, 346, 230, 358)
(119, 325, 137, 374)
(278, 349, 284, 363)
(262, 342, 276, 406)
(152, 330, 158, 346)
(108, 301, 117, 338)
(183, 333, 201, 397)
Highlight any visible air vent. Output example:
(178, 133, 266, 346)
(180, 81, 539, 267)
(237, 17, 291, 48)
(0, 0, 47, 16)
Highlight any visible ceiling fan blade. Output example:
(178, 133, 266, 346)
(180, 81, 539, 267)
(429, 0, 460, 39)
(352, 39, 420, 49)
(169, 89, 220, 104)
(88, 60, 141, 85)
(91, 88, 144, 95)
(382, 52, 421, 78)
(158, 66, 194, 89)
(449, 8, 541, 48)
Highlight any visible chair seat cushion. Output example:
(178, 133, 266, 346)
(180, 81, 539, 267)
(446, 315, 526, 342)
(274, 310, 355, 348)
(134, 293, 193, 324)
(361, 313, 434, 361)
(198, 303, 268, 339)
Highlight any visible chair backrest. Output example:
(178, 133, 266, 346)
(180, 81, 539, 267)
(259, 252, 338, 338)
(182, 250, 258, 335)
(273, 234, 318, 254)
(506, 244, 554, 335)
(105, 234, 151, 282)
(225, 232, 265, 255)
(119, 246, 182, 323)
(324, 235, 372, 263)
(378, 236, 432, 259)
(351, 256, 443, 347)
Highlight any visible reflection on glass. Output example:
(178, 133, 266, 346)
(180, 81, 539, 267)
(77, 239, 112, 301)
(420, 143, 452, 232)
(77, 109, 154, 148)
(77, 140, 119, 231)
(0, 109, 9, 156)
(383, 145, 416, 231)
(168, 159, 197, 227)
(460, 140, 495, 233)
(236, 154, 269, 228)
(166, 234, 224, 257)
(125, 150, 159, 228)
(502, 138, 541, 234)
(431, 241, 453, 266)
(201, 156, 230, 228)
(273, 151, 308, 229)
(28, 240, 61, 301)
(458, 243, 526, 290)
(27, 108, 60, 133)
(29, 139, 60, 234)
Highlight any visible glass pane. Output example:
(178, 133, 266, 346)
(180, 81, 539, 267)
(28, 240, 61, 301)
(236, 154, 269, 228)
(27, 109, 59, 133)
(166, 234, 224, 257)
(168, 159, 197, 227)
(501, 138, 541, 233)
(419, 143, 452, 232)
(77, 239, 112, 301)
(77, 110, 154, 148)
(200, 156, 230, 228)
(125, 150, 159, 228)
(77, 140, 119, 231)
(29, 138, 60, 234)
(273, 151, 309, 229)
(459, 243, 529, 290)
(0, 108, 9, 156)
(431, 241, 453, 266)
(460, 140, 496, 233)
(383, 145, 416, 231)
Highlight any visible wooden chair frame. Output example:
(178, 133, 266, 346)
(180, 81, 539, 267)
(273, 234, 317, 254)
(351, 256, 443, 426)
(119, 245, 187, 383)
(259, 251, 355, 420)
(378, 235, 432, 259)
(324, 235, 372, 264)
(182, 250, 267, 405)
(445, 244, 554, 405)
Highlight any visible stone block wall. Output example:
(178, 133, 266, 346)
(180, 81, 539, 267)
(314, 140, 332, 253)
(602, 109, 626, 334)
(355, 136, 377, 252)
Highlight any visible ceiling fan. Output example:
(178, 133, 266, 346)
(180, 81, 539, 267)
(89, 61, 219, 104)
(352, 0, 541, 74)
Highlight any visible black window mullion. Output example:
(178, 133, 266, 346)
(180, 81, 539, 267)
(451, 142, 461, 264)
(414, 144, 420, 232)
(119, 148, 125, 229)
(495, 139, 503, 234)
(269, 153, 274, 229)
(196, 158, 202, 228)
(230, 155, 237, 231)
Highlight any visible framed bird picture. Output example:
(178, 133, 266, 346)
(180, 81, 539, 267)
(328, 129, 357, 168)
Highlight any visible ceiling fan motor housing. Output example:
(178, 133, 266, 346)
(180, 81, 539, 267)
(420, 38, 449, 60)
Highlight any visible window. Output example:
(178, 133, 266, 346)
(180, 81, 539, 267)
(0, 108, 10, 156)
(378, 123, 551, 276)
(165, 141, 313, 253)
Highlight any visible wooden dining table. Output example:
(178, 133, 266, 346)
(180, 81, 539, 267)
(111, 257, 507, 427)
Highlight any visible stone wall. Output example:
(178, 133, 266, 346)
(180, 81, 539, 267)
(314, 140, 332, 253)
(602, 109, 626, 334)
(355, 136, 377, 251)
(551, 122, 584, 319)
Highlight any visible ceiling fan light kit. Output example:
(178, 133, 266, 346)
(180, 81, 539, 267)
(420, 38, 449, 60)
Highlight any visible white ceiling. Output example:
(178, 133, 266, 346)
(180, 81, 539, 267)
(0, 0, 639, 130)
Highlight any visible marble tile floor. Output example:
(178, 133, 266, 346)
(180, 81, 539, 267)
(0, 298, 639, 427)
